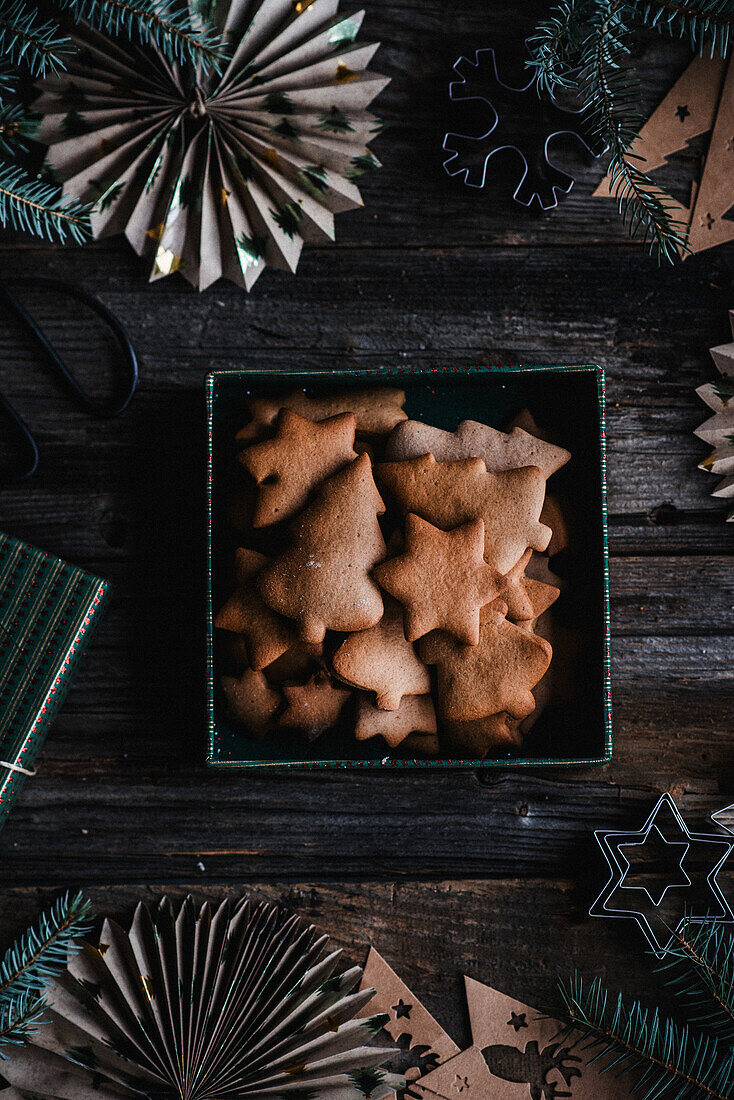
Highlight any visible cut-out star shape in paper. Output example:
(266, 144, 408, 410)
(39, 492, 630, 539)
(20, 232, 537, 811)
(393, 999, 412, 1020)
(590, 793, 734, 954)
(507, 1011, 528, 1032)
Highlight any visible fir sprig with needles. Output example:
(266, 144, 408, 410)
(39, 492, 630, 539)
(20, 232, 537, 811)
(0, 0, 225, 243)
(528, 0, 734, 262)
(0, 891, 92, 1055)
(556, 916, 734, 1099)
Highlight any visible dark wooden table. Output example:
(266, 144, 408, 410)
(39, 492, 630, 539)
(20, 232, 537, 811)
(0, 0, 732, 1047)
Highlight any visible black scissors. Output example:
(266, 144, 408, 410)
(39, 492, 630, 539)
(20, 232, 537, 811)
(0, 277, 139, 483)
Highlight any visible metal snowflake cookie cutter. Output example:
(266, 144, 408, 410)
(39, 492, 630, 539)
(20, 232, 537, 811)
(442, 46, 599, 209)
(589, 792, 734, 956)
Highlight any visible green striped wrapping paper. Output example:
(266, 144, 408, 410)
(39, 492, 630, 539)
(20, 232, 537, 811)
(0, 533, 110, 830)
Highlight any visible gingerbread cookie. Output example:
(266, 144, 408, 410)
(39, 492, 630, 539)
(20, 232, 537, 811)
(263, 642, 324, 684)
(280, 672, 351, 740)
(214, 548, 297, 670)
(354, 692, 437, 749)
(385, 418, 570, 478)
(259, 453, 387, 644)
(420, 604, 552, 721)
(377, 454, 551, 573)
(540, 493, 571, 557)
(374, 515, 503, 645)
(237, 387, 407, 441)
(402, 730, 440, 756)
(496, 548, 561, 623)
(221, 669, 281, 738)
(332, 596, 431, 710)
(442, 712, 523, 759)
(240, 410, 357, 527)
(518, 609, 582, 733)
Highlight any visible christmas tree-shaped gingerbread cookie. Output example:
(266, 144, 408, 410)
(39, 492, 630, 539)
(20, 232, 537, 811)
(377, 454, 551, 573)
(259, 453, 387, 644)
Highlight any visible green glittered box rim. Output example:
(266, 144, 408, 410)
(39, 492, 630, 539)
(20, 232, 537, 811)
(206, 364, 612, 769)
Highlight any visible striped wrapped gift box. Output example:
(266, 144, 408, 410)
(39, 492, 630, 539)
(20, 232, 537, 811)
(0, 533, 110, 831)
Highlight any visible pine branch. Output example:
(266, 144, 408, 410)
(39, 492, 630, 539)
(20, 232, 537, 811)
(55, 0, 226, 73)
(0, 164, 92, 242)
(0, 891, 92, 1006)
(0, 0, 73, 78)
(527, 0, 592, 94)
(659, 920, 734, 1043)
(638, 0, 734, 56)
(558, 974, 734, 1100)
(0, 988, 47, 1053)
(577, 1, 689, 263)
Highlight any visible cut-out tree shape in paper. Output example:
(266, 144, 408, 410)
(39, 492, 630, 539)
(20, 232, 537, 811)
(594, 53, 734, 255)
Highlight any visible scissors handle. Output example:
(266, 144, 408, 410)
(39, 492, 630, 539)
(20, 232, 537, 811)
(0, 393, 39, 482)
(0, 277, 138, 419)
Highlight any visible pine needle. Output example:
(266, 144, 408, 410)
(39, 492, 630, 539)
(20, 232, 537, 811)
(558, 973, 734, 1099)
(527, 0, 734, 261)
(0, 989, 47, 1053)
(0, 891, 93, 1004)
(0, 0, 73, 78)
(57, 0, 226, 73)
(0, 165, 92, 242)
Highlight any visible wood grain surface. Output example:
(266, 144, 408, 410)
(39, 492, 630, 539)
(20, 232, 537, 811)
(0, 0, 732, 1032)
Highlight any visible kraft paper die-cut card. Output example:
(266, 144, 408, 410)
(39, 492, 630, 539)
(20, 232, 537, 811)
(358, 948, 460, 1096)
(465, 976, 631, 1099)
(593, 52, 734, 256)
(411, 1046, 496, 1098)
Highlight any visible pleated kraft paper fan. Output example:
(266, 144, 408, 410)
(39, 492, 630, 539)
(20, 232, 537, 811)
(696, 310, 734, 522)
(0, 895, 404, 1099)
(34, 0, 390, 291)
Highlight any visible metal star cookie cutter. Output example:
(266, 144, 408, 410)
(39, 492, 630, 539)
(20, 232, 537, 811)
(589, 792, 734, 956)
(443, 46, 598, 209)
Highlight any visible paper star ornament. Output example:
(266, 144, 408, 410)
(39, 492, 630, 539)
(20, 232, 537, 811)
(695, 309, 734, 521)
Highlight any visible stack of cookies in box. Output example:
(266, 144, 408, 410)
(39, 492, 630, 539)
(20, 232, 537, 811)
(215, 386, 572, 759)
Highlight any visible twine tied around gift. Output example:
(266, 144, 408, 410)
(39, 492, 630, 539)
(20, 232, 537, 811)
(0, 759, 36, 776)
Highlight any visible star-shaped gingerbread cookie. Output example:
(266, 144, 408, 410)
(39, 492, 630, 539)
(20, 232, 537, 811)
(214, 548, 297, 670)
(240, 409, 357, 527)
(420, 604, 552, 722)
(374, 515, 503, 645)
(354, 692, 437, 749)
(280, 672, 352, 741)
(221, 668, 281, 739)
(496, 549, 561, 623)
(377, 454, 551, 574)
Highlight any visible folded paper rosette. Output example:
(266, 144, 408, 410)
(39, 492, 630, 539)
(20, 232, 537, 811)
(34, 0, 389, 291)
(0, 895, 403, 1099)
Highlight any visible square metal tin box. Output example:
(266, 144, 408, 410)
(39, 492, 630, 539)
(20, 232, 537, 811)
(206, 364, 611, 769)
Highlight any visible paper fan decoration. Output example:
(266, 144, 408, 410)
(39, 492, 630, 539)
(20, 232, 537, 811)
(33, 0, 389, 291)
(0, 895, 403, 1099)
(696, 310, 734, 522)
